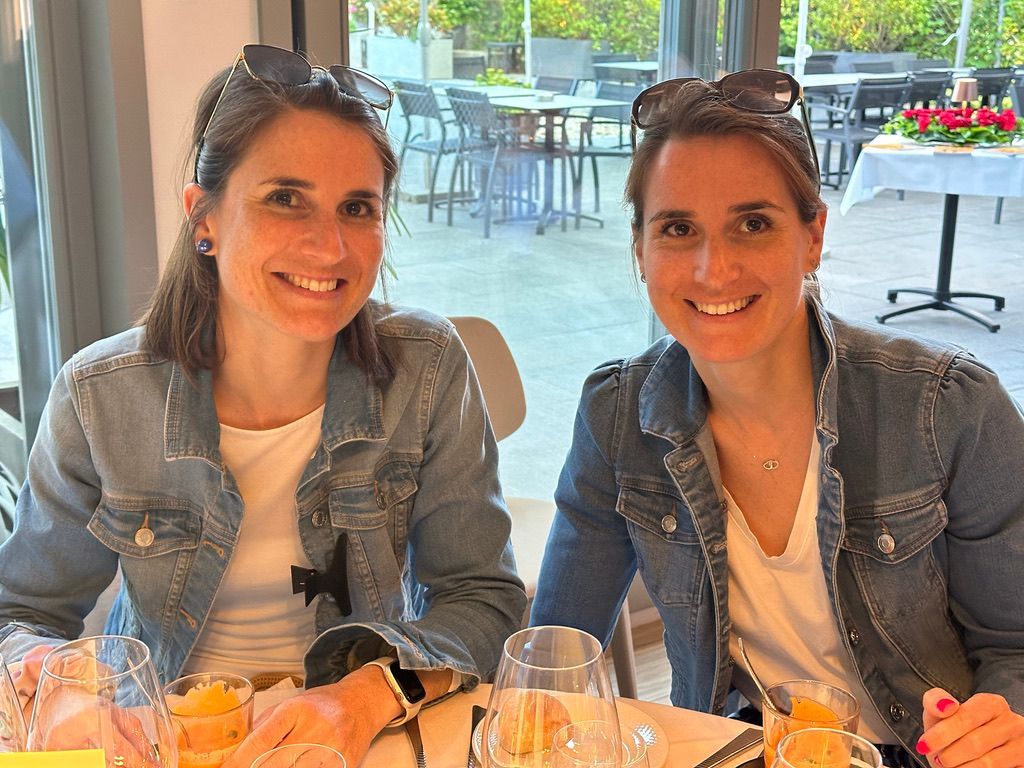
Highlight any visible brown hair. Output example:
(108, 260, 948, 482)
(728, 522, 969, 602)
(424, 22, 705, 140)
(141, 65, 399, 383)
(625, 79, 824, 235)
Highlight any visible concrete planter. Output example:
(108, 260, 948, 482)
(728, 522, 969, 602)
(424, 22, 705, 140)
(531, 37, 594, 80)
(365, 35, 454, 81)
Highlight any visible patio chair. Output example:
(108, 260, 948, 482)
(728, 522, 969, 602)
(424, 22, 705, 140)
(570, 80, 643, 219)
(905, 70, 952, 108)
(813, 76, 911, 188)
(393, 80, 463, 222)
(910, 58, 951, 71)
(852, 61, 897, 73)
(445, 88, 548, 238)
(447, 315, 639, 699)
(994, 77, 1024, 223)
(971, 67, 1015, 106)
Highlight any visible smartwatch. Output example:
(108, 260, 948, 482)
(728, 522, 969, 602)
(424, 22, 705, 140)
(365, 657, 427, 726)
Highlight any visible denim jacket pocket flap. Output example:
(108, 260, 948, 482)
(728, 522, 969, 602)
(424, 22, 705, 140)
(89, 496, 203, 558)
(329, 463, 417, 529)
(841, 491, 947, 564)
(616, 481, 699, 544)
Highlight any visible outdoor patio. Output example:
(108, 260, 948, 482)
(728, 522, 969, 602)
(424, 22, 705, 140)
(380, 150, 1024, 501)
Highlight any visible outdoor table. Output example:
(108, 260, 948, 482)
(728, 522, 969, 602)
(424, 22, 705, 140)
(255, 682, 762, 767)
(489, 93, 632, 234)
(841, 135, 1024, 332)
(592, 60, 659, 83)
(800, 71, 909, 91)
(434, 83, 552, 99)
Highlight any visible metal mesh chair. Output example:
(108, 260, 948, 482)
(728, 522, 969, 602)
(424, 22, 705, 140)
(852, 61, 897, 73)
(814, 77, 911, 188)
(994, 77, 1024, 223)
(971, 67, 1015, 106)
(905, 71, 952, 108)
(445, 88, 545, 238)
(393, 80, 462, 222)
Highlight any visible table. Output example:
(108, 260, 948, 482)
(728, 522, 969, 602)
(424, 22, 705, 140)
(256, 684, 763, 767)
(592, 61, 659, 83)
(841, 135, 1024, 331)
(800, 71, 908, 91)
(489, 94, 631, 234)
(433, 83, 552, 100)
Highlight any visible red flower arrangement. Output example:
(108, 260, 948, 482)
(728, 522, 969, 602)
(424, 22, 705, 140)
(883, 106, 1024, 145)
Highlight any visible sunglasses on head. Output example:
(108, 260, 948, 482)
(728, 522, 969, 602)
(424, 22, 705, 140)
(194, 44, 394, 183)
(630, 68, 820, 186)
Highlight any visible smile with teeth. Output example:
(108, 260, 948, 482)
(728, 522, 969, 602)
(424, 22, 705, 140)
(280, 273, 339, 293)
(692, 295, 756, 315)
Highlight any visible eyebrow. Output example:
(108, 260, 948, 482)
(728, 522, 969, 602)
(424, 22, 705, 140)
(646, 200, 785, 226)
(258, 177, 383, 202)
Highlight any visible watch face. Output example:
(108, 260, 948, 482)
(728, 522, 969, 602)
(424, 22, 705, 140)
(390, 661, 427, 704)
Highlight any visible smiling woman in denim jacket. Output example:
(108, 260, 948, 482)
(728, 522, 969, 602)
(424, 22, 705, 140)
(0, 46, 525, 764)
(532, 76, 1024, 768)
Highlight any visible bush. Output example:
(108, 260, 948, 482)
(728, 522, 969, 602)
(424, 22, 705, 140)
(375, 0, 455, 38)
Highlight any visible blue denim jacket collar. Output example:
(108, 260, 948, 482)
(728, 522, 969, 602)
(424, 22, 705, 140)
(163, 338, 387, 466)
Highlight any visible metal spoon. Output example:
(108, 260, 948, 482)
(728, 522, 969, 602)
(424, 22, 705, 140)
(736, 636, 792, 715)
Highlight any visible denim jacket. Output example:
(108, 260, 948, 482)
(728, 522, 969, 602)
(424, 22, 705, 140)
(532, 299, 1024, 754)
(0, 305, 526, 687)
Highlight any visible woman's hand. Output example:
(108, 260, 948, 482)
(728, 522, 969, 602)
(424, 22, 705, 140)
(222, 667, 402, 768)
(917, 688, 1024, 767)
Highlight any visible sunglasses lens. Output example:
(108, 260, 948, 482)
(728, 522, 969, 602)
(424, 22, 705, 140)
(721, 70, 796, 113)
(242, 44, 311, 86)
(329, 66, 393, 109)
(633, 80, 691, 129)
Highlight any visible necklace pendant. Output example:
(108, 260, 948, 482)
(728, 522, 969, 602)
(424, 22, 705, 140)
(762, 458, 780, 471)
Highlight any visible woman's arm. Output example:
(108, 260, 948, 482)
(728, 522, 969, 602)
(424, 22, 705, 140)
(531, 361, 638, 647)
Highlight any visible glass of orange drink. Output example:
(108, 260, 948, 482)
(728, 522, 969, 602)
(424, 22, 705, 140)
(771, 728, 882, 768)
(163, 673, 255, 768)
(761, 680, 860, 768)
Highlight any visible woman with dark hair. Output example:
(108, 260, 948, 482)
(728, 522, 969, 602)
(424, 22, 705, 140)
(0, 46, 525, 764)
(532, 73, 1024, 768)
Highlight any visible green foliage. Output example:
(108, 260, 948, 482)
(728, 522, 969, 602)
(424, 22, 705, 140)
(474, 67, 528, 85)
(375, 0, 455, 38)
(484, 0, 658, 55)
(779, 0, 1024, 67)
(438, 0, 484, 28)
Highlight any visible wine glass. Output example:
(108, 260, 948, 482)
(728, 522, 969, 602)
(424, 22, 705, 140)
(481, 625, 620, 768)
(550, 722, 650, 768)
(163, 672, 255, 768)
(27, 635, 177, 767)
(771, 728, 883, 768)
(761, 680, 859, 768)
(249, 743, 347, 767)
(0, 653, 27, 752)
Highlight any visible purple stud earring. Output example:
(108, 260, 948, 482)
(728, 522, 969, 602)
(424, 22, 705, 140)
(196, 238, 213, 255)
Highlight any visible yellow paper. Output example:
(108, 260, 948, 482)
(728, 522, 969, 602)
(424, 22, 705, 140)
(0, 750, 106, 767)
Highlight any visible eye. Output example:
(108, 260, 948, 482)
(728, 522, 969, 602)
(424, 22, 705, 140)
(742, 215, 771, 233)
(661, 221, 692, 237)
(343, 199, 378, 218)
(267, 189, 299, 207)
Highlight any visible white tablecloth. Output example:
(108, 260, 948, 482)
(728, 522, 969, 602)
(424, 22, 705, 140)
(256, 684, 762, 768)
(840, 135, 1024, 214)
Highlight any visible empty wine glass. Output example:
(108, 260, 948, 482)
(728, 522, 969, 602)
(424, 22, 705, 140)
(249, 743, 347, 767)
(771, 728, 883, 768)
(481, 625, 620, 768)
(0, 653, 27, 752)
(27, 635, 177, 767)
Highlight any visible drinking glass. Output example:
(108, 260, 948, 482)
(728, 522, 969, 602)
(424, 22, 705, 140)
(249, 743, 347, 767)
(771, 728, 883, 768)
(481, 625, 620, 768)
(761, 680, 859, 768)
(550, 722, 650, 768)
(163, 672, 254, 768)
(0, 653, 27, 752)
(27, 635, 177, 767)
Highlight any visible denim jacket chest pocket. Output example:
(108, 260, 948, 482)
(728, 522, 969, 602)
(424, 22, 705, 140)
(328, 461, 419, 622)
(616, 479, 706, 607)
(841, 489, 970, 682)
(87, 496, 203, 632)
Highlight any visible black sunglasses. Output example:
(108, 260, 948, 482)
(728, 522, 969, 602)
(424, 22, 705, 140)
(195, 44, 394, 182)
(630, 69, 820, 186)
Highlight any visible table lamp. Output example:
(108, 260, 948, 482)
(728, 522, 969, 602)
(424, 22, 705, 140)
(951, 77, 978, 106)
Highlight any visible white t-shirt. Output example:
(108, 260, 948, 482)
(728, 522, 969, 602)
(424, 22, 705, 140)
(725, 438, 893, 743)
(182, 405, 324, 678)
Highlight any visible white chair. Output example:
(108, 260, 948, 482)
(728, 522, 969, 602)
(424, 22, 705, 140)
(449, 316, 639, 699)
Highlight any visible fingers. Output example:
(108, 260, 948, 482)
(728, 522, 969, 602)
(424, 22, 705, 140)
(221, 707, 296, 768)
(922, 688, 960, 732)
(917, 692, 1024, 768)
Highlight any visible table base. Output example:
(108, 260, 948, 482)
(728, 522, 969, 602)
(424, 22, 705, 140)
(876, 193, 1005, 333)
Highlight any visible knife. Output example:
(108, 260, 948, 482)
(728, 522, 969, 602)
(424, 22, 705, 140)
(692, 727, 763, 768)
(466, 705, 487, 768)
(405, 716, 428, 768)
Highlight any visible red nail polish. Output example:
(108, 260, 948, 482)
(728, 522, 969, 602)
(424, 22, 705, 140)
(937, 698, 957, 713)
(916, 739, 930, 755)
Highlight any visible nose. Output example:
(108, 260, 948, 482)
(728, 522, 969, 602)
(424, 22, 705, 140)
(692, 237, 740, 289)
(303, 212, 346, 262)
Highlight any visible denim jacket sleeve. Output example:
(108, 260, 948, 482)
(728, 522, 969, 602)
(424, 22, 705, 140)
(303, 326, 526, 686)
(0, 360, 120, 661)
(530, 360, 638, 648)
(934, 353, 1024, 713)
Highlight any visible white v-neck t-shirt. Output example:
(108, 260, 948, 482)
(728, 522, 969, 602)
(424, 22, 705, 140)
(182, 405, 324, 678)
(724, 438, 892, 742)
